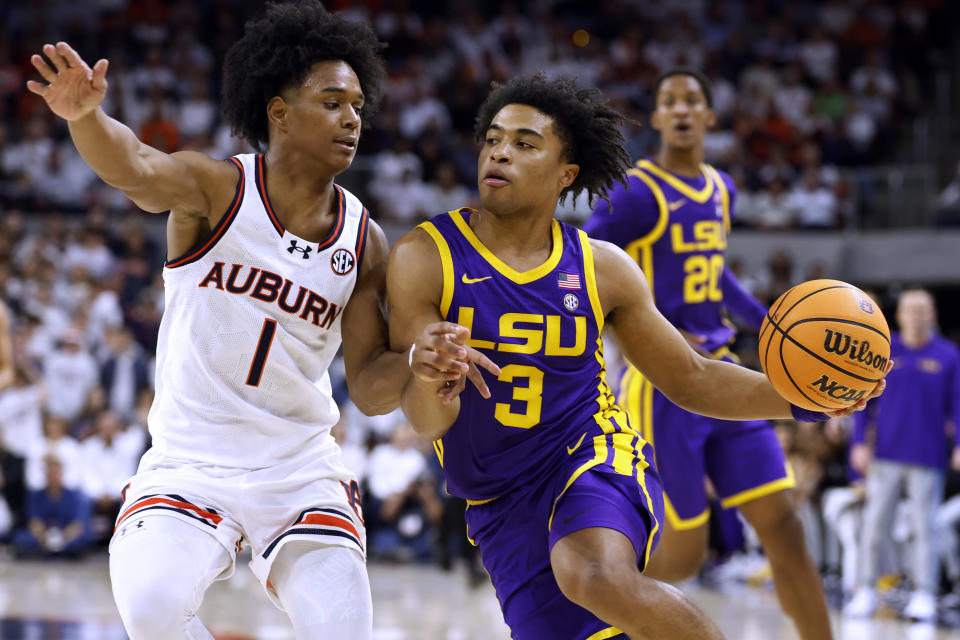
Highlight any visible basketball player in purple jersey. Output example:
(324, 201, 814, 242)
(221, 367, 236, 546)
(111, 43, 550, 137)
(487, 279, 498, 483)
(388, 74, 883, 640)
(584, 70, 832, 640)
(25, 4, 494, 638)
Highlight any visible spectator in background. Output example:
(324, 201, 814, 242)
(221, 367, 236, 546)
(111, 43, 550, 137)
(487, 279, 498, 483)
(935, 161, 960, 227)
(0, 365, 44, 462)
(845, 289, 960, 622)
(753, 177, 794, 229)
(13, 455, 91, 558)
(42, 329, 100, 426)
(99, 327, 150, 421)
(25, 414, 82, 492)
(366, 421, 442, 560)
(425, 162, 475, 214)
(80, 411, 145, 545)
(789, 167, 838, 230)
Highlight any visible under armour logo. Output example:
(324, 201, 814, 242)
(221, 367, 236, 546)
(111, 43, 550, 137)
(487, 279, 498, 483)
(287, 239, 313, 259)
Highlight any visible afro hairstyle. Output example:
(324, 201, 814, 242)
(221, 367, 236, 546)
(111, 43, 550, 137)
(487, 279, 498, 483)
(473, 73, 631, 206)
(221, 1, 385, 152)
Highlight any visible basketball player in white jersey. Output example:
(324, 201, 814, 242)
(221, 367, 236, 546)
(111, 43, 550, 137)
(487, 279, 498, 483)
(25, 4, 495, 639)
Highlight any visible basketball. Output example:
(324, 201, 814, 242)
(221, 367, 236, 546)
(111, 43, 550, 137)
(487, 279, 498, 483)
(758, 279, 891, 412)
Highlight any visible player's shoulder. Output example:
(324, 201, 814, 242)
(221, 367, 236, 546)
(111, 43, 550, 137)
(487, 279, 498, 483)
(705, 164, 737, 197)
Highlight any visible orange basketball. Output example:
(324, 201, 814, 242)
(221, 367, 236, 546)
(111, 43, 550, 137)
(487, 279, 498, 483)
(758, 279, 891, 411)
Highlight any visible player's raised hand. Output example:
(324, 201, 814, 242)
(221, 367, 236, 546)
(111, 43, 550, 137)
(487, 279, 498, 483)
(26, 42, 109, 121)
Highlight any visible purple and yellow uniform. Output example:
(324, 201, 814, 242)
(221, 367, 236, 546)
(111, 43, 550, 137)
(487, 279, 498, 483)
(419, 209, 664, 640)
(584, 159, 793, 530)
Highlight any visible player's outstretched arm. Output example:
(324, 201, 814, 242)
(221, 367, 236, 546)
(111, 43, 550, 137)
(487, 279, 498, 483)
(26, 42, 231, 216)
(0, 302, 13, 392)
(386, 229, 499, 440)
(595, 239, 797, 421)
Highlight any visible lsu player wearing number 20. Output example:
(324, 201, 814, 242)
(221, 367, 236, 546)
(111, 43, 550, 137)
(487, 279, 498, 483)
(584, 70, 838, 640)
(24, 4, 496, 640)
(388, 74, 884, 640)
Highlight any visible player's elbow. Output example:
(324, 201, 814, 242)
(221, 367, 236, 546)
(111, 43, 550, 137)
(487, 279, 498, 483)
(351, 395, 398, 417)
(655, 355, 711, 412)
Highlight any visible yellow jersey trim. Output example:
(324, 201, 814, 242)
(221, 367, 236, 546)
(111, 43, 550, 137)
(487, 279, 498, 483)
(417, 221, 456, 318)
(583, 626, 624, 640)
(450, 209, 563, 284)
(704, 164, 731, 233)
(664, 494, 711, 530)
(637, 159, 714, 203)
(578, 230, 605, 332)
(465, 496, 498, 506)
(720, 462, 796, 509)
(622, 168, 669, 297)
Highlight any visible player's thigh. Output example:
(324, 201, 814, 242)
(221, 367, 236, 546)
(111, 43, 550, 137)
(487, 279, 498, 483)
(269, 541, 372, 640)
(704, 419, 793, 511)
(642, 517, 710, 582)
(109, 515, 233, 632)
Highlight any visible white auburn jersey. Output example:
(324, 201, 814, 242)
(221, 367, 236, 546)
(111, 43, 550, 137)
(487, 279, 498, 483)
(146, 153, 369, 470)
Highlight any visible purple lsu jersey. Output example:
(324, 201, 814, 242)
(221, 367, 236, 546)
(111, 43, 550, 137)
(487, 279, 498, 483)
(584, 161, 792, 529)
(419, 209, 624, 502)
(584, 159, 735, 353)
(420, 209, 663, 640)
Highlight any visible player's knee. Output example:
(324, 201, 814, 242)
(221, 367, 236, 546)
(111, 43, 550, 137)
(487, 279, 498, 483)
(667, 545, 709, 581)
(554, 555, 629, 608)
(114, 580, 193, 640)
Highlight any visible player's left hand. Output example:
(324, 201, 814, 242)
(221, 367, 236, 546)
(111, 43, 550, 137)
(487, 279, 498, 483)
(409, 322, 501, 402)
(829, 359, 893, 418)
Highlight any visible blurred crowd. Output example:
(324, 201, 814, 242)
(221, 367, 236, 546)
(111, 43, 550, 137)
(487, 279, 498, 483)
(1, 0, 958, 230)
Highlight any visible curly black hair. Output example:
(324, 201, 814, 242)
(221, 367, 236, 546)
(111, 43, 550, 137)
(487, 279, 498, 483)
(653, 69, 713, 107)
(221, 1, 386, 152)
(474, 73, 630, 206)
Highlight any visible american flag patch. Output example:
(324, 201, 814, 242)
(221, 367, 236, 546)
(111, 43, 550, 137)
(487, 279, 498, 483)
(558, 272, 581, 290)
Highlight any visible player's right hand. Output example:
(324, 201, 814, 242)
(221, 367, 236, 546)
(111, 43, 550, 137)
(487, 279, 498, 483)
(409, 322, 501, 400)
(26, 42, 108, 121)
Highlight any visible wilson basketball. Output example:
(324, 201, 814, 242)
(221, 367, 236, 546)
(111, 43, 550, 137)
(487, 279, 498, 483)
(758, 279, 891, 412)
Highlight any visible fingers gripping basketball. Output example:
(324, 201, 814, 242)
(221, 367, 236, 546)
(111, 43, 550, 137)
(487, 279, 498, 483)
(759, 279, 891, 411)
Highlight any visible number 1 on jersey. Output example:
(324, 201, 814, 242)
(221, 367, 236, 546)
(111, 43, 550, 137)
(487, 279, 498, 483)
(246, 319, 277, 386)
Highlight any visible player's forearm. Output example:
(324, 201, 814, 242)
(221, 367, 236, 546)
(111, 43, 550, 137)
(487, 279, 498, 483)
(720, 268, 767, 331)
(347, 348, 407, 416)
(400, 376, 458, 441)
(67, 107, 152, 190)
(665, 357, 794, 421)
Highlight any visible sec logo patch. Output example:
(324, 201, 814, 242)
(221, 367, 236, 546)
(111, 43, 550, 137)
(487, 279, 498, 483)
(563, 293, 579, 311)
(331, 248, 355, 275)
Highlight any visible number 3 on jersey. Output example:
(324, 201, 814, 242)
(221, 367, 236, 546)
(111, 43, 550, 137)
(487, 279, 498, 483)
(246, 319, 277, 386)
(495, 364, 544, 429)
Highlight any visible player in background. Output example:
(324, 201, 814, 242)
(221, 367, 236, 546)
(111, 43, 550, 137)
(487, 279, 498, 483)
(387, 73, 881, 640)
(25, 4, 493, 640)
(0, 301, 13, 392)
(583, 69, 832, 640)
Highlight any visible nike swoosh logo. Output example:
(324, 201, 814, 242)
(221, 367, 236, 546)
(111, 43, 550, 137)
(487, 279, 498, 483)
(562, 508, 594, 525)
(566, 432, 587, 455)
(668, 199, 686, 212)
(461, 275, 492, 284)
